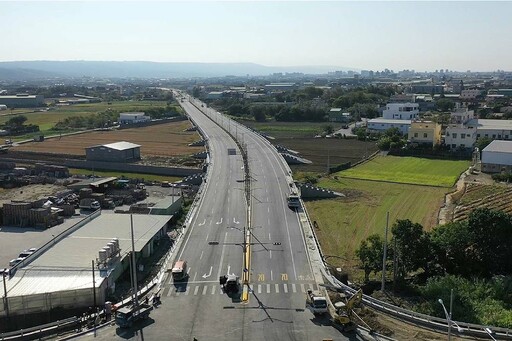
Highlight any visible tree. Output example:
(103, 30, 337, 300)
(467, 208, 512, 276)
(356, 234, 384, 282)
(6, 115, 27, 127)
(475, 137, 493, 151)
(391, 219, 430, 279)
(323, 124, 335, 135)
(436, 98, 455, 112)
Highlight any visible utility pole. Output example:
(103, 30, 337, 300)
(2, 270, 9, 318)
(130, 214, 139, 307)
(92, 260, 96, 310)
(381, 211, 389, 292)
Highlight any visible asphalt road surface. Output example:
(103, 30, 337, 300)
(76, 93, 360, 341)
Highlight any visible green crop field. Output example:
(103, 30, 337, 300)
(305, 177, 448, 279)
(240, 120, 343, 138)
(336, 155, 469, 187)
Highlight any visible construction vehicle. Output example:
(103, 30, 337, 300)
(332, 289, 363, 332)
(219, 274, 239, 294)
(115, 303, 153, 328)
(305, 289, 328, 315)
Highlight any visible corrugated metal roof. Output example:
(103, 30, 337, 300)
(467, 119, 512, 130)
(90, 177, 118, 186)
(368, 118, 412, 125)
(4, 213, 171, 296)
(103, 141, 141, 150)
(482, 140, 512, 153)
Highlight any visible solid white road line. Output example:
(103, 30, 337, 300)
(292, 284, 297, 293)
(283, 284, 288, 293)
(202, 286, 208, 295)
(194, 286, 199, 296)
(275, 284, 279, 294)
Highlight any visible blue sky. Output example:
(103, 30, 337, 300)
(1, 1, 511, 71)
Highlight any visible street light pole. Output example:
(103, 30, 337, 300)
(438, 289, 454, 341)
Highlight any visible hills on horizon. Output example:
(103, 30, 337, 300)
(0, 61, 357, 80)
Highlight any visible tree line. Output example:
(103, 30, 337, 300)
(356, 208, 512, 327)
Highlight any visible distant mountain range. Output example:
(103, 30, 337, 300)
(0, 61, 357, 80)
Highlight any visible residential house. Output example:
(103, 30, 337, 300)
(382, 102, 419, 120)
(367, 118, 411, 135)
(408, 121, 442, 146)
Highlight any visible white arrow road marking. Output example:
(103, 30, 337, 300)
(227, 265, 236, 277)
(198, 219, 206, 226)
(233, 218, 239, 224)
(216, 218, 223, 225)
(202, 266, 213, 279)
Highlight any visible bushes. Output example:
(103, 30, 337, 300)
(417, 275, 512, 328)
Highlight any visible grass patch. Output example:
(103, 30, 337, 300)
(337, 155, 469, 187)
(306, 177, 448, 281)
(69, 168, 182, 183)
(240, 120, 344, 138)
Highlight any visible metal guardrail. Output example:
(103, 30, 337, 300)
(0, 317, 79, 340)
(321, 268, 512, 340)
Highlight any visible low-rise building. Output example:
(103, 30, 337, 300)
(445, 124, 477, 150)
(481, 140, 512, 173)
(0, 94, 44, 108)
(119, 112, 150, 125)
(367, 118, 411, 135)
(460, 90, 482, 101)
(328, 108, 351, 122)
(382, 102, 419, 120)
(86, 141, 141, 162)
(206, 91, 224, 100)
(470, 119, 512, 141)
(408, 121, 442, 146)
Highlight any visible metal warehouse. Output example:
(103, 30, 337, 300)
(0, 211, 172, 319)
(481, 140, 512, 173)
(85, 141, 141, 162)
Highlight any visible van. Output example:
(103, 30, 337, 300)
(171, 260, 187, 281)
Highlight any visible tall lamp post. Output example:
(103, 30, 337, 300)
(438, 289, 463, 340)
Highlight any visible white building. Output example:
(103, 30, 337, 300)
(382, 102, 419, 120)
(481, 140, 512, 173)
(119, 112, 150, 125)
(367, 118, 411, 135)
(469, 119, 512, 141)
(445, 124, 477, 150)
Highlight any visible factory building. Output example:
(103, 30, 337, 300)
(0, 94, 44, 108)
(481, 140, 512, 173)
(85, 141, 141, 163)
(119, 112, 150, 125)
(0, 212, 172, 318)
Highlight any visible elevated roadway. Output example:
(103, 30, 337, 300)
(77, 93, 358, 341)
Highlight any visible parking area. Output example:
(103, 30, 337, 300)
(0, 215, 83, 270)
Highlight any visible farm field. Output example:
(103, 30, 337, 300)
(14, 120, 203, 157)
(240, 120, 377, 173)
(453, 183, 512, 222)
(337, 155, 469, 187)
(0, 100, 171, 133)
(305, 177, 448, 279)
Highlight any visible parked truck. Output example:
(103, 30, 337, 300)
(306, 289, 328, 315)
(115, 303, 153, 328)
(79, 198, 100, 210)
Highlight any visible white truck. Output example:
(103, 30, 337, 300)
(306, 289, 328, 315)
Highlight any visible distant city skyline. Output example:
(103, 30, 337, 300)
(1, 1, 511, 72)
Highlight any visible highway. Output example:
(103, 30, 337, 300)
(78, 93, 357, 340)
